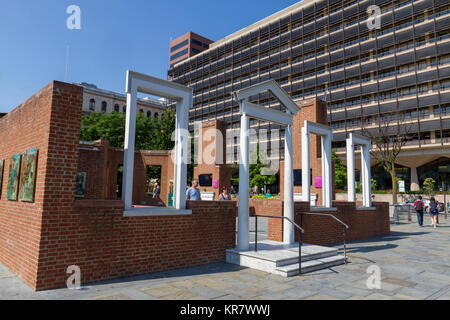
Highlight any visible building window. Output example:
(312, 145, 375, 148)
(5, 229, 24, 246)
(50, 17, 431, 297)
(154, 112, 159, 118)
(140, 109, 144, 113)
(170, 39, 188, 53)
(170, 48, 188, 61)
(114, 104, 120, 112)
(147, 111, 151, 117)
(89, 99, 96, 111)
(192, 39, 202, 47)
(101, 101, 107, 113)
(123, 106, 126, 113)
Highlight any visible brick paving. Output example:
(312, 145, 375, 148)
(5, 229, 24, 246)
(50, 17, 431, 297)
(0, 217, 449, 300)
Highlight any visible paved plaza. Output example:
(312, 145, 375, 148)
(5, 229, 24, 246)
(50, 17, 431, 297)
(1, 217, 449, 300)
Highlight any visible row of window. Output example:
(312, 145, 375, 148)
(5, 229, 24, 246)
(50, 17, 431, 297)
(171, 1, 448, 79)
(171, 0, 430, 75)
(87, 99, 160, 117)
(191, 38, 209, 49)
(170, 48, 188, 62)
(328, 80, 450, 111)
(188, 29, 449, 97)
(330, 107, 443, 130)
(170, 39, 188, 53)
(193, 38, 449, 111)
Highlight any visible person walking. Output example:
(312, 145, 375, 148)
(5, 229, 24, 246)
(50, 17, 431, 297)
(153, 183, 160, 199)
(186, 179, 201, 201)
(413, 196, 425, 227)
(428, 197, 440, 228)
(219, 187, 231, 201)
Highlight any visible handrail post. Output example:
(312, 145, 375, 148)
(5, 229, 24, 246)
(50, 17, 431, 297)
(343, 225, 347, 264)
(299, 224, 302, 275)
(255, 215, 258, 252)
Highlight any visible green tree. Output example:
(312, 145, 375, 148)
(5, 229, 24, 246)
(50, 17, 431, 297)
(249, 145, 276, 192)
(80, 109, 176, 151)
(423, 178, 436, 197)
(371, 178, 378, 192)
(332, 149, 347, 189)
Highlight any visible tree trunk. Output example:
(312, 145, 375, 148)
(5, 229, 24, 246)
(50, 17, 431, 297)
(390, 169, 398, 204)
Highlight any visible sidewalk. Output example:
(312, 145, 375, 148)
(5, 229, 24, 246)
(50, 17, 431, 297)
(1, 219, 449, 300)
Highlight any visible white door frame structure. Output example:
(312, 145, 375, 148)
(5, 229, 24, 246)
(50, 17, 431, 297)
(233, 80, 300, 250)
(123, 70, 193, 212)
(301, 121, 333, 209)
(346, 133, 372, 208)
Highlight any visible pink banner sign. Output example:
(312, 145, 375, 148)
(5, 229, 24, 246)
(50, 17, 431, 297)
(213, 180, 218, 188)
(314, 176, 323, 188)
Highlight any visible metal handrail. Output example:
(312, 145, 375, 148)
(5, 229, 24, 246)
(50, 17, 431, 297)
(253, 214, 305, 274)
(297, 212, 349, 264)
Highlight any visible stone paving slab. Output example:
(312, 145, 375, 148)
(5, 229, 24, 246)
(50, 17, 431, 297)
(0, 220, 449, 300)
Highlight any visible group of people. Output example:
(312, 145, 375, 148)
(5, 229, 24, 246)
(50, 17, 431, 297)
(185, 179, 232, 201)
(413, 196, 441, 228)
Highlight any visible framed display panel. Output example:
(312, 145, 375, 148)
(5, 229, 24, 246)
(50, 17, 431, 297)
(7, 153, 21, 201)
(19, 148, 38, 202)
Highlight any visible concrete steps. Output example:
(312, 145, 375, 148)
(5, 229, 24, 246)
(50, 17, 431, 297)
(274, 255, 346, 277)
(226, 240, 346, 277)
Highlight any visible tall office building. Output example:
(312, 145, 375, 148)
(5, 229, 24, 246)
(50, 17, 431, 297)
(169, 32, 214, 70)
(168, 0, 450, 191)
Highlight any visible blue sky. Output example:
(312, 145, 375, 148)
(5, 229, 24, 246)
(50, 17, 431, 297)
(0, 0, 300, 113)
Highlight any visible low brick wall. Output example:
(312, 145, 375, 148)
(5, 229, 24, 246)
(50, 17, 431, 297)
(35, 200, 237, 291)
(251, 199, 390, 246)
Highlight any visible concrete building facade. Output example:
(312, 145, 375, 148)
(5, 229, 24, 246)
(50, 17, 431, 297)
(168, 0, 450, 192)
(80, 83, 166, 118)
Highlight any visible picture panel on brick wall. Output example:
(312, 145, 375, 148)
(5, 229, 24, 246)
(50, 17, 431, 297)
(18, 148, 38, 202)
(7, 154, 21, 201)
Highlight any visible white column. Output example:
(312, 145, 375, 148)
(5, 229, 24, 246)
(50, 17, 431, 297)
(346, 138, 356, 203)
(362, 144, 372, 207)
(238, 113, 250, 251)
(301, 126, 311, 204)
(122, 85, 137, 210)
(283, 124, 294, 245)
(323, 134, 333, 208)
(173, 98, 189, 210)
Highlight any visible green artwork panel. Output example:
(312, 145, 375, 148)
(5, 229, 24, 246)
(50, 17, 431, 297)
(19, 148, 38, 202)
(0, 159, 4, 197)
(7, 154, 21, 201)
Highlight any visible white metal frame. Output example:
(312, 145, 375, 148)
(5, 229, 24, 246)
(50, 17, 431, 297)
(301, 121, 333, 209)
(122, 70, 193, 215)
(346, 133, 372, 208)
(234, 80, 300, 250)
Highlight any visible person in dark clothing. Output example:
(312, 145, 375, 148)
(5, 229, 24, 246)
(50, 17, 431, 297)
(413, 196, 425, 227)
(219, 187, 231, 201)
(428, 197, 440, 228)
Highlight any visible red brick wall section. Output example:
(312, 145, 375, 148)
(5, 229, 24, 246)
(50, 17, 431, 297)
(266, 200, 390, 246)
(193, 120, 231, 200)
(77, 143, 174, 205)
(0, 81, 83, 289)
(36, 82, 84, 290)
(35, 200, 236, 290)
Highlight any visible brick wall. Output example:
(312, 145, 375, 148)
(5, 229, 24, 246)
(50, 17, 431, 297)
(35, 200, 236, 290)
(0, 81, 83, 289)
(193, 120, 231, 200)
(77, 142, 174, 206)
(0, 81, 237, 291)
(262, 199, 390, 245)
